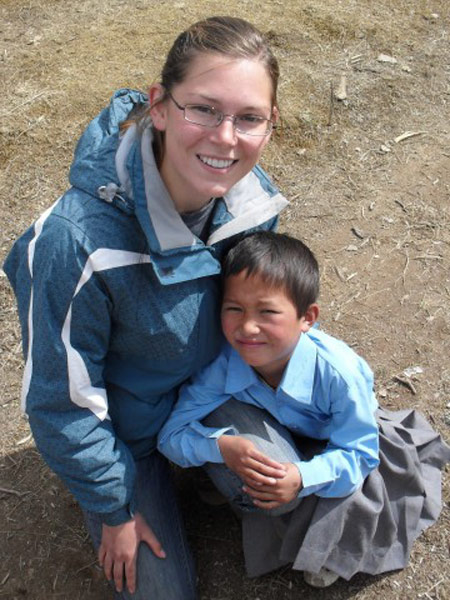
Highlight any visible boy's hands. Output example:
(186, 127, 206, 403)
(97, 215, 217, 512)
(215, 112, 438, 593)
(217, 435, 302, 509)
(218, 435, 287, 487)
(243, 462, 302, 509)
(99, 512, 166, 594)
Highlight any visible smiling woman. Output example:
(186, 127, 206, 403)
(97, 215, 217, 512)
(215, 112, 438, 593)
(149, 53, 275, 212)
(3, 15, 287, 600)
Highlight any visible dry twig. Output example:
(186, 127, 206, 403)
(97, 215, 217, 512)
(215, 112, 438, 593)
(393, 375, 417, 395)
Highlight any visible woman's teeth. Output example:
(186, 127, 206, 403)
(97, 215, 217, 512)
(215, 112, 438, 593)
(199, 155, 235, 169)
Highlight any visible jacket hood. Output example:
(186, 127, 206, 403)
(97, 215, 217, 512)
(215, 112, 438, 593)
(69, 89, 147, 208)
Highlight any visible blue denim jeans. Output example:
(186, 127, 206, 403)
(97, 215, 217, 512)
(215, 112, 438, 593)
(203, 398, 305, 517)
(83, 451, 197, 600)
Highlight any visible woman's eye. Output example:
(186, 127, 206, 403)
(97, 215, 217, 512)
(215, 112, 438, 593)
(191, 104, 215, 116)
(239, 114, 264, 124)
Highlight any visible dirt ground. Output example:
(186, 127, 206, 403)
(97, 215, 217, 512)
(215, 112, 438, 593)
(1, 0, 449, 598)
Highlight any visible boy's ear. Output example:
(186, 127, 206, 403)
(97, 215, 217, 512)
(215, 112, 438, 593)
(300, 303, 319, 332)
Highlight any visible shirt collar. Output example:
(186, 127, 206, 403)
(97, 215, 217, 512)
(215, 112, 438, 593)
(224, 346, 259, 394)
(278, 332, 317, 404)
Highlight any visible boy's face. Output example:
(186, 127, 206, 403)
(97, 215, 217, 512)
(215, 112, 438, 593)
(221, 270, 318, 387)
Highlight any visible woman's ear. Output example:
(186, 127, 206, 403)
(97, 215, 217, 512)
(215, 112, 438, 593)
(300, 303, 319, 332)
(148, 83, 167, 131)
(269, 106, 280, 141)
(271, 105, 280, 125)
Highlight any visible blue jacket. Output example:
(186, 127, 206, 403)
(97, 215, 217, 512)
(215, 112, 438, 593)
(4, 89, 288, 524)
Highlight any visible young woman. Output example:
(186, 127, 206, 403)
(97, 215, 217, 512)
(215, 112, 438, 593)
(4, 16, 287, 599)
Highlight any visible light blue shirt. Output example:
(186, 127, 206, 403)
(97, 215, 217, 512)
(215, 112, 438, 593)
(158, 327, 380, 498)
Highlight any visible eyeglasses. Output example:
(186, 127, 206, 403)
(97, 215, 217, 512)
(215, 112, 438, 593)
(166, 91, 275, 137)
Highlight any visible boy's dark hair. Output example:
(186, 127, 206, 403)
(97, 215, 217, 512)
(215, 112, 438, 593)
(222, 231, 319, 317)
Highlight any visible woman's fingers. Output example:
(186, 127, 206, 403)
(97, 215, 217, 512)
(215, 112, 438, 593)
(99, 549, 113, 582)
(140, 520, 166, 559)
(113, 559, 127, 593)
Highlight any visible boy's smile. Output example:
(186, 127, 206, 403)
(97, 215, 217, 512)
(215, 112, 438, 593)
(221, 271, 318, 387)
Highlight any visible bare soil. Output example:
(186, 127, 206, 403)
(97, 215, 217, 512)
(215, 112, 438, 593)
(1, 1, 449, 599)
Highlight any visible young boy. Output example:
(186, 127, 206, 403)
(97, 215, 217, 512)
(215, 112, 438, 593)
(158, 231, 380, 586)
(158, 232, 449, 588)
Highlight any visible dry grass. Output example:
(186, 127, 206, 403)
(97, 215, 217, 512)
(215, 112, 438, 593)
(1, 0, 449, 598)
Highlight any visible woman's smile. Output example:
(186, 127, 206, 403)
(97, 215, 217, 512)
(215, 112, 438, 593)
(197, 154, 238, 170)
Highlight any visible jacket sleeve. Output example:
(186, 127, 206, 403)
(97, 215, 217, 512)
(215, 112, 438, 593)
(158, 353, 233, 467)
(297, 364, 379, 498)
(4, 213, 137, 525)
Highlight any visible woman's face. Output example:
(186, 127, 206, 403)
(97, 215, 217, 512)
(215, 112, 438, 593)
(149, 53, 276, 212)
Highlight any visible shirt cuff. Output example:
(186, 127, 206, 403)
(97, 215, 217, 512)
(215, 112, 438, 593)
(195, 427, 235, 464)
(294, 460, 334, 497)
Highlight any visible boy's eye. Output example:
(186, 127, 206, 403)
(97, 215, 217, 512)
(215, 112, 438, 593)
(223, 306, 242, 312)
(261, 309, 280, 315)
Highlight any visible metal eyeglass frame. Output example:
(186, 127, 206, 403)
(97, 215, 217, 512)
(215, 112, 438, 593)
(165, 91, 275, 137)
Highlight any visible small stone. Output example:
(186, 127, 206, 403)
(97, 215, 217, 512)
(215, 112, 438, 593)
(334, 75, 347, 100)
(377, 53, 398, 64)
(403, 366, 423, 377)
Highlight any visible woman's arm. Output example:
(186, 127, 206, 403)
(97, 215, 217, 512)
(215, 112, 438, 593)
(5, 212, 168, 592)
(5, 213, 137, 523)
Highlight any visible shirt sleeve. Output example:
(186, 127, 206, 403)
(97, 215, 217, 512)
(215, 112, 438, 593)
(296, 365, 379, 498)
(158, 353, 233, 467)
(4, 215, 137, 525)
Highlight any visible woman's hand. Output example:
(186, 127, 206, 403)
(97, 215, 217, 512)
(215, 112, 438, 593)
(218, 435, 287, 488)
(243, 462, 302, 509)
(98, 512, 166, 594)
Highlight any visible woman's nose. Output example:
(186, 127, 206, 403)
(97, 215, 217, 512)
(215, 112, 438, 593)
(212, 116, 238, 145)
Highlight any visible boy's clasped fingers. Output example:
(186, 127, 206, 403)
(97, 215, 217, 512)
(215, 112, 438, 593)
(218, 435, 286, 485)
(242, 484, 284, 509)
(243, 463, 302, 508)
(244, 456, 286, 486)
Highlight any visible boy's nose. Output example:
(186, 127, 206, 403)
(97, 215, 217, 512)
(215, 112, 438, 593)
(241, 319, 260, 335)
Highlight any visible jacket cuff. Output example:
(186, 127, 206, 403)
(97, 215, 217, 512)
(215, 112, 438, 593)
(98, 495, 137, 526)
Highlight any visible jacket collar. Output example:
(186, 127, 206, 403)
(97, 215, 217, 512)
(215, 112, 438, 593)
(119, 124, 288, 254)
